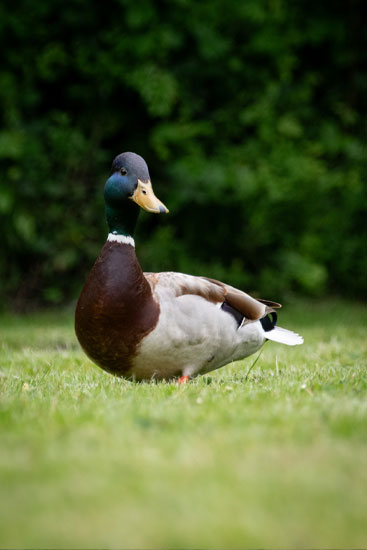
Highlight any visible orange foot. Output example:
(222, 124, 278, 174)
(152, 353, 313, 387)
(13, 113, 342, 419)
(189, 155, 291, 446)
(178, 375, 190, 384)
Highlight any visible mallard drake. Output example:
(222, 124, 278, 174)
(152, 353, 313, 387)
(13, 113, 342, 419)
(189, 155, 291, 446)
(75, 152, 303, 382)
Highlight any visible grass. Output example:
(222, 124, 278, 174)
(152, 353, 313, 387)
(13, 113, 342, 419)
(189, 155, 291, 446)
(0, 299, 366, 549)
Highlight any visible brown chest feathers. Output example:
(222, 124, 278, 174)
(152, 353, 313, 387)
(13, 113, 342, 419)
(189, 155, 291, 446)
(75, 241, 160, 376)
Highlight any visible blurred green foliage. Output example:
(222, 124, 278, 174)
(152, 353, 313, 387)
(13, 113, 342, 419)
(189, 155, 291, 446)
(0, 0, 365, 309)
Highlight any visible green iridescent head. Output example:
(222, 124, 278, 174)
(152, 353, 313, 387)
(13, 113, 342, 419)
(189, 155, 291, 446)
(104, 152, 168, 236)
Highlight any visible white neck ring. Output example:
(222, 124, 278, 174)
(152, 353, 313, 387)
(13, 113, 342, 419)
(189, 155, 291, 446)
(107, 233, 135, 247)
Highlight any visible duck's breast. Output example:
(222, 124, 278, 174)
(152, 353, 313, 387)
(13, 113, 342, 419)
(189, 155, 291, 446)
(75, 241, 159, 376)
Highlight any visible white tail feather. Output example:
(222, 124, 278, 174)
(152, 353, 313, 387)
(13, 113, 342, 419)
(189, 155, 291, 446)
(265, 326, 303, 346)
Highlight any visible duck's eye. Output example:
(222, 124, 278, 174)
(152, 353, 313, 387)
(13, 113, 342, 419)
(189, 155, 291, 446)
(120, 168, 128, 176)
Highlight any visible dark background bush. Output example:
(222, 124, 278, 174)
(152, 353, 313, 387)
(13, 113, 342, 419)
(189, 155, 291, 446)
(0, 0, 365, 309)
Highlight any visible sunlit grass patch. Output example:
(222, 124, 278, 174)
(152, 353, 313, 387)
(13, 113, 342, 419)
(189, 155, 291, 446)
(0, 300, 366, 548)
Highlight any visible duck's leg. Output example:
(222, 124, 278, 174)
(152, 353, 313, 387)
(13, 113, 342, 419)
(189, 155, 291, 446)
(178, 375, 190, 384)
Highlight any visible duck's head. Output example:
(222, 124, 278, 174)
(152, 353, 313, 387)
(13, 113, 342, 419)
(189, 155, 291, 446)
(104, 152, 168, 237)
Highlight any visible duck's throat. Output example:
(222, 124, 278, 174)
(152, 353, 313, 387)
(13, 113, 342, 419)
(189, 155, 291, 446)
(105, 202, 140, 238)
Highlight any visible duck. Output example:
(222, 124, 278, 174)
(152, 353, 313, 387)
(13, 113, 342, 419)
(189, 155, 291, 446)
(75, 152, 303, 382)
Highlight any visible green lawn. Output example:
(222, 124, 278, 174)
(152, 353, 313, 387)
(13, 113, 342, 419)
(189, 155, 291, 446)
(0, 300, 366, 549)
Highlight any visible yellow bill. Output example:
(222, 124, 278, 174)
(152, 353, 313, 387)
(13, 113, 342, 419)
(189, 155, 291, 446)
(131, 179, 169, 213)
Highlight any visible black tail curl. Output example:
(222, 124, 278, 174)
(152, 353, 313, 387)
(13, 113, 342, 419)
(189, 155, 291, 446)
(260, 312, 278, 332)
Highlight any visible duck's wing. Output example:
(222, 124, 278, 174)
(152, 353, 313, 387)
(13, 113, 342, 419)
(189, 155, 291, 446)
(144, 272, 281, 321)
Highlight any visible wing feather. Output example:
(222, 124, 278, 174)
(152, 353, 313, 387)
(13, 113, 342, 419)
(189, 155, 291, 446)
(144, 272, 281, 321)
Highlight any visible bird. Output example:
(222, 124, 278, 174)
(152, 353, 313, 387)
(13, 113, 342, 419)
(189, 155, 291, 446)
(75, 152, 303, 382)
